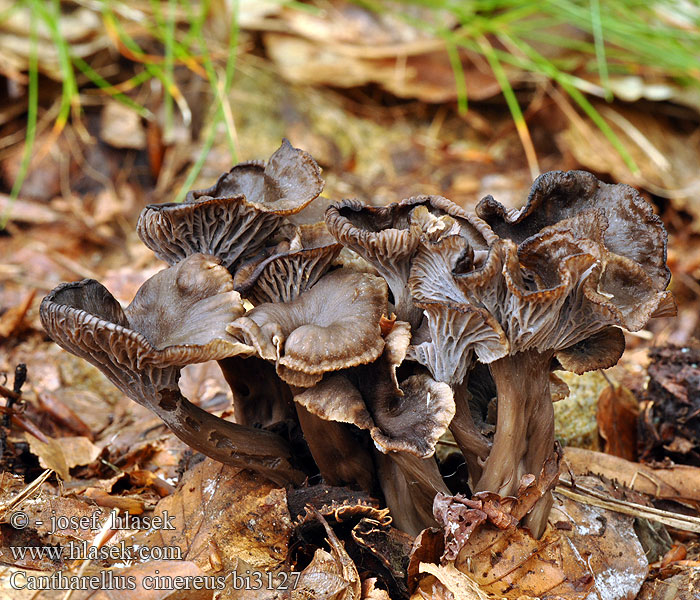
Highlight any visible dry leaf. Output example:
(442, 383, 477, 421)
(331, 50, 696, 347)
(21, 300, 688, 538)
(361, 577, 392, 599)
(131, 459, 291, 573)
(293, 511, 361, 600)
(637, 567, 700, 600)
(424, 466, 647, 599)
(558, 103, 700, 231)
(564, 447, 700, 507)
(100, 100, 146, 150)
(597, 384, 639, 461)
(26, 434, 100, 481)
(415, 563, 488, 600)
(0, 290, 35, 339)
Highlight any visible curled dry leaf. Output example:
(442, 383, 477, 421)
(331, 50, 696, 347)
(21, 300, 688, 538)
(421, 467, 648, 599)
(131, 459, 292, 574)
(292, 511, 361, 600)
(596, 383, 639, 462)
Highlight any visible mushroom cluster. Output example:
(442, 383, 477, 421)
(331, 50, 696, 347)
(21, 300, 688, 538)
(41, 141, 673, 538)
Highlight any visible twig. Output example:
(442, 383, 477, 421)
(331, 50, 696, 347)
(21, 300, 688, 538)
(556, 476, 700, 533)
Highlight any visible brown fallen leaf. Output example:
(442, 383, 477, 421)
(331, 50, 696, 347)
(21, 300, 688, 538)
(659, 543, 687, 568)
(26, 434, 101, 481)
(637, 566, 700, 600)
(597, 383, 639, 461)
(131, 459, 291, 574)
(412, 563, 490, 600)
(37, 391, 95, 440)
(292, 510, 361, 600)
(0, 290, 36, 339)
(563, 446, 700, 506)
(361, 577, 392, 599)
(83, 488, 145, 514)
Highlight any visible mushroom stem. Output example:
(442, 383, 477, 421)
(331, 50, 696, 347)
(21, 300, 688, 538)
(295, 403, 375, 492)
(374, 450, 449, 536)
(474, 349, 555, 537)
(148, 386, 303, 485)
(449, 381, 490, 486)
(218, 357, 295, 427)
(393, 287, 423, 330)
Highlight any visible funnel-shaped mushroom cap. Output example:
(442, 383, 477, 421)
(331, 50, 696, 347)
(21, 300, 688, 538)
(137, 140, 324, 271)
(41, 254, 248, 385)
(325, 195, 495, 324)
(227, 269, 388, 387)
(476, 170, 670, 290)
(428, 200, 675, 361)
(233, 223, 341, 305)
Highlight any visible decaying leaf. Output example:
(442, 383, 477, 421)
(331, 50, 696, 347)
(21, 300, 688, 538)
(637, 567, 700, 600)
(361, 577, 392, 599)
(597, 383, 639, 462)
(564, 446, 700, 509)
(131, 459, 291, 574)
(417, 464, 648, 599)
(25, 434, 101, 481)
(292, 510, 361, 600)
(639, 344, 700, 466)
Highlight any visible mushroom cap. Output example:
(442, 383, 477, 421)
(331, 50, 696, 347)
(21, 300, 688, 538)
(369, 373, 455, 458)
(226, 269, 388, 386)
(476, 170, 670, 289)
(325, 195, 496, 323)
(408, 234, 509, 381)
(554, 327, 625, 375)
(136, 140, 324, 270)
(186, 138, 323, 214)
(295, 372, 455, 459)
(440, 192, 672, 358)
(233, 222, 342, 304)
(40, 255, 250, 395)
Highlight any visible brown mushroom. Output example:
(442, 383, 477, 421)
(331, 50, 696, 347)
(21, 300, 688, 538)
(226, 268, 388, 387)
(137, 139, 324, 272)
(40, 254, 301, 484)
(325, 195, 495, 327)
(233, 222, 341, 305)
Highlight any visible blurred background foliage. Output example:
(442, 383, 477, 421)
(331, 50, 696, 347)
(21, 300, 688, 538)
(2, 0, 700, 215)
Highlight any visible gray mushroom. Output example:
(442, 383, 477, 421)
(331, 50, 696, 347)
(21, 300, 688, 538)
(325, 195, 495, 327)
(455, 172, 674, 537)
(226, 269, 388, 387)
(137, 139, 324, 272)
(40, 254, 301, 484)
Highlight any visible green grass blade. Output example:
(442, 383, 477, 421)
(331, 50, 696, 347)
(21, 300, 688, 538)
(478, 35, 540, 178)
(1, 9, 38, 229)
